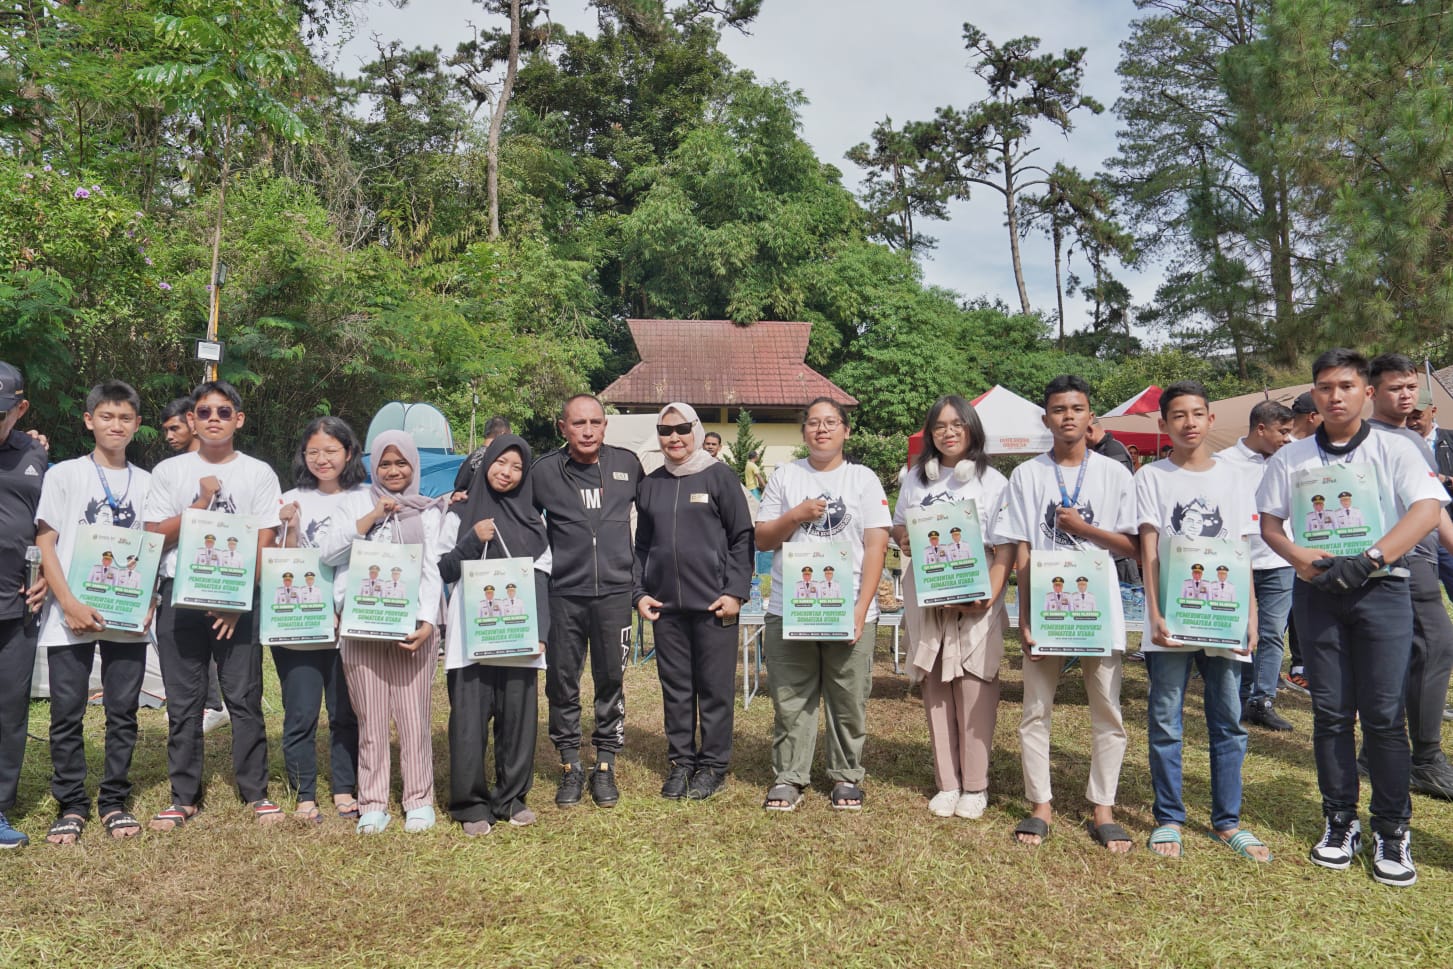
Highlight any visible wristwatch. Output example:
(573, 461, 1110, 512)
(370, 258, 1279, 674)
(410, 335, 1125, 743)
(1365, 546, 1385, 566)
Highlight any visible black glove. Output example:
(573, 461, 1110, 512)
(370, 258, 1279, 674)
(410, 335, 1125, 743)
(1309, 554, 1377, 593)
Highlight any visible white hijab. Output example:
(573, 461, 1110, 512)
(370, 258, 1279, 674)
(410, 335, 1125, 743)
(658, 402, 718, 477)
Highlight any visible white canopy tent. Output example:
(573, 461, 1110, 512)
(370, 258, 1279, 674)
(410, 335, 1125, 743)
(971, 385, 1054, 455)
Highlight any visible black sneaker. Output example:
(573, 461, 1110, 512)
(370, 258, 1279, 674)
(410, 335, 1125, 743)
(1244, 698, 1294, 732)
(660, 764, 691, 800)
(1371, 827, 1416, 886)
(687, 767, 727, 801)
(590, 764, 619, 807)
(1409, 760, 1453, 800)
(1309, 812, 1361, 870)
(555, 763, 585, 808)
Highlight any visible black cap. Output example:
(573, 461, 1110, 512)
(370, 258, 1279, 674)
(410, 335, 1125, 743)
(1292, 392, 1317, 415)
(0, 361, 25, 408)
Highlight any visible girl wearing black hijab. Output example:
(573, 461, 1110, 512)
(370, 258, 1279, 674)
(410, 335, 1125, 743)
(634, 403, 754, 801)
(438, 435, 552, 835)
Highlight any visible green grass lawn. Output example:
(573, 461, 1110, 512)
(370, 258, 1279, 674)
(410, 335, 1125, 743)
(2, 630, 1451, 968)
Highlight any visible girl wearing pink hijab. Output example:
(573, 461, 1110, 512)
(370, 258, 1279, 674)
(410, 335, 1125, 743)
(319, 430, 446, 834)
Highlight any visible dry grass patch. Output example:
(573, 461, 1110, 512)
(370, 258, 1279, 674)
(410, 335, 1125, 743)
(2, 631, 1451, 968)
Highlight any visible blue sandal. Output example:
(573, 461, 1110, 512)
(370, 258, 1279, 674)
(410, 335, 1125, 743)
(356, 811, 390, 834)
(1211, 828, 1272, 862)
(1148, 825, 1182, 857)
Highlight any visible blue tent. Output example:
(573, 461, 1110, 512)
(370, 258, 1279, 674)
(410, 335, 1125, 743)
(363, 400, 463, 497)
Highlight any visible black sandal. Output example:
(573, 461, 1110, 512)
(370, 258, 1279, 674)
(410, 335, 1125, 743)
(763, 783, 804, 812)
(1014, 816, 1051, 845)
(830, 782, 865, 811)
(102, 811, 142, 839)
(45, 814, 86, 845)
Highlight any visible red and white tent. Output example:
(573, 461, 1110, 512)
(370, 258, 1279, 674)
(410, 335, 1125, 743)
(1098, 385, 1166, 454)
(1101, 385, 1162, 417)
(907, 385, 1054, 463)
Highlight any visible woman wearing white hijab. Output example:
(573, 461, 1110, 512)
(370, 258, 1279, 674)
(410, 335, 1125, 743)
(634, 403, 755, 800)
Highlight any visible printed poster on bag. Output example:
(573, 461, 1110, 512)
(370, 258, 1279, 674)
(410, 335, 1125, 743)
(1155, 535, 1251, 660)
(65, 524, 164, 633)
(258, 548, 335, 647)
(460, 558, 539, 659)
(1291, 463, 1384, 557)
(781, 540, 854, 641)
(1028, 548, 1113, 656)
(906, 500, 992, 606)
(172, 509, 257, 611)
(339, 540, 422, 641)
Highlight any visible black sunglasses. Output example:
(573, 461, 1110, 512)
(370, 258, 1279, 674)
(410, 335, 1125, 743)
(194, 405, 235, 420)
(656, 421, 693, 437)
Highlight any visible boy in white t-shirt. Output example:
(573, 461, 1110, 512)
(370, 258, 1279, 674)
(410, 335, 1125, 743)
(1257, 349, 1444, 887)
(142, 380, 283, 830)
(34, 381, 152, 844)
(1135, 380, 1267, 862)
(994, 375, 1137, 852)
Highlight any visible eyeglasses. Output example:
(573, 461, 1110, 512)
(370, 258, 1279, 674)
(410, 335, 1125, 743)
(656, 422, 693, 437)
(194, 405, 235, 420)
(805, 419, 843, 431)
(305, 446, 345, 459)
(931, 420, 967, 437)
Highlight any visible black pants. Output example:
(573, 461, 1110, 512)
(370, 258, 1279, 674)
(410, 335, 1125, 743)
(47, 641, 145, 817)
(1295, 576, 1413, 831)
(1404, 556, 1453, 766)
(155, 591, 270, 805)
(271, 646, 357, 802)
(545, 593, 631, 758)
(651, 611, 737, 771)
(446, 664, 537, 822)
(0, 616, 36, 814)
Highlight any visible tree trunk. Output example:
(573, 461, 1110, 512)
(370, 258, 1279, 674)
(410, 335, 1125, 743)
(486, 0, 522, 241)
(1052, 222, 1065, 348)
(1002, 140, 1031, 314)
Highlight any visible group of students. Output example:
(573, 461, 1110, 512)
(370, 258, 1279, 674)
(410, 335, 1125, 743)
(0, 350, 1448, 889)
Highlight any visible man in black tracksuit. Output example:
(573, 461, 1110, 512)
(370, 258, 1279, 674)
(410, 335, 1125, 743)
(532, 395, 643, 807)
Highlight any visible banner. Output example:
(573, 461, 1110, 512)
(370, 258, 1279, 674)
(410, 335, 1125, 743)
(460, 558, 540, 659)
(338, 540, 422, 642)
(781, 541, 854, 640)
(1028, 549, 1114, 656)
(258, 548, 335, 647)
(1155, 535, 1251, 660)
(1291, 463, 1383, 557)
(65, 524, 163, 633)
(172, 509, 257, 611)
(906, 500, 992, 606)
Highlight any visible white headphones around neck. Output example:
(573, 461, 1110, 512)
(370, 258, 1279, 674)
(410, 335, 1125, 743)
(924, 457, 976, 484)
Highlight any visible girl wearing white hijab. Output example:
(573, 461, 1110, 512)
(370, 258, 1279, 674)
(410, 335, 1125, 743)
(634, 403, 754, 800)
(319, 430, 446, 834)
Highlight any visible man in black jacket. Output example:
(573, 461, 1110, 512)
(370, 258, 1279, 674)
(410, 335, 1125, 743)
(532, 395, 643, 807)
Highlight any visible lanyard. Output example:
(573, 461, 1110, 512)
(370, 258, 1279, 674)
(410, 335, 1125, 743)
(91, 454, 132, 511)
(1053, 456, 1088, 509)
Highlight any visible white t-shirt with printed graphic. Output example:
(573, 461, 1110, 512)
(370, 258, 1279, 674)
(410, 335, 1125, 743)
(281, 484, 370, 549)
(35, 456, 152, 646)
(143, 450, 282, 579)
(893, 463, 1009, 544)
(757, 459, 892, 619)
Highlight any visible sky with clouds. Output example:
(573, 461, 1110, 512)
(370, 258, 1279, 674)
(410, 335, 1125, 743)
(334, 0, 1151, 331)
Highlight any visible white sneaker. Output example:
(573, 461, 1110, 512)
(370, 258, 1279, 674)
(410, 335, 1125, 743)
(955, 790, 987, 819)
(928, 789, 960, 817)
(202, 706, 230, 734)
(1309, 814, 1361, 870)
(1371, 828, 1416, 887)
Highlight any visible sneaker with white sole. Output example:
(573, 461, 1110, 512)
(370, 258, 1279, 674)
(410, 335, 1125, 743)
(202, 706, 230, 734)
(1309, 812, 1361, 870)
(955, 790, 987, 819)
(0, 813, 28, 849)
(1371, 827, 1416, 887)
(928, 789, 960, 817)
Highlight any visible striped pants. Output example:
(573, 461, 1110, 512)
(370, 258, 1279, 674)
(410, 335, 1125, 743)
(340, 633, 437, 815)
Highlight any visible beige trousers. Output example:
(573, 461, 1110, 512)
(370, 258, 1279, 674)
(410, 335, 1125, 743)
(1018, 653, 1125, 806)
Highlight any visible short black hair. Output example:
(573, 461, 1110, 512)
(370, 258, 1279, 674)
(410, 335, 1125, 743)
(1311, 348, 1369, 383)
(1158, 380, 1210, 419)
(85, 379, 141, 416)
(703, 431, 723, 444)
(191, 380, 243, 410)
(801, 397, 850, 428)
(1042, 374, 1093, 408)
(292, 416, 367, 490)
(482, 415, 511, 439)
(161, 396, 194, 423)
(1369, 352, 1418, 385)
(1248, 400, 1294, 431)
(1291, 392, 1317, 415)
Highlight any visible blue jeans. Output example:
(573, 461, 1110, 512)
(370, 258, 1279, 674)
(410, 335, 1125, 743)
(1294, 576, 1413, 831)
(1241, 567, 1293, 704)
(1146, 649, 1248, 830)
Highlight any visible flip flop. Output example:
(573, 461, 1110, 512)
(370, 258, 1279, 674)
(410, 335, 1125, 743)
(45, 814, 86, 846)
(335, 799, 361, 820)
(1210, 828, 1272, 862)
(1148, 825, 1183, 858)
(1088, 821, 1134, 852)
(830, 782, 865, 811)
(148, 805, 199, 832)
(101, 811, 142, 840)
(763, 783, 804, 812)
(1013, 816, 1051, 846)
